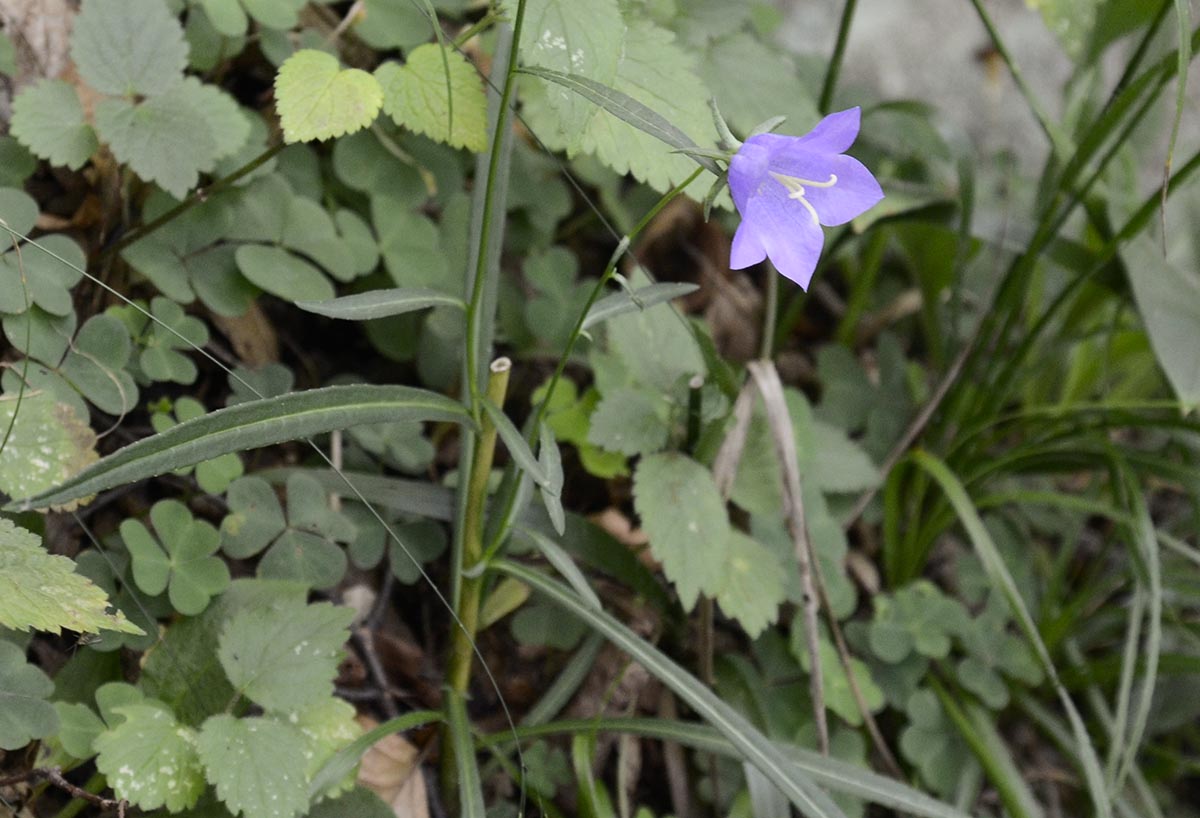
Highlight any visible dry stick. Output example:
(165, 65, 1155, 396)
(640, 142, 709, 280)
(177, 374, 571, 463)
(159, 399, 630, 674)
(744, 361, 829, 755)
(840, 336, 973, 532)
(0, 768, 126, 814)
(746, 361, 906, 777)
(354, 626, 401, 720)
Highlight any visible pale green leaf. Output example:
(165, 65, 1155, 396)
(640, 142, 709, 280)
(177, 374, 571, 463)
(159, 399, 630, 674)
(504, 0, 624, 138)
(176, 76, 253, 161)
(287, 697, 362, 795)
(94, 704, 206, 812)
(120, 500, 230, 616)
(235, 243, 335, 303)
(197, 713, 309, 818)
(275, 49, 383, 143)
(377, 44, 487, 152)
(71, 0, 188, 96)
(714, 531, 784, 638)
(0, 390, 98, 510)
(0, 519, 140, 635)
(9, 80, 98, 170)
(95, 95, 216, 199)
(0, 640, 57, 750)
(244, 0, 307, 29)
(587, 387, 670, 456)
(200, 0, 249, 36)
(632, 452, 729, 610)
(218, 599, 354, 713)
(297, 288, 464, 320)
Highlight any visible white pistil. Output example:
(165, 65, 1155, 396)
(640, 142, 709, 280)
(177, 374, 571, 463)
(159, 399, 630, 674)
(769, 171, 838, 225)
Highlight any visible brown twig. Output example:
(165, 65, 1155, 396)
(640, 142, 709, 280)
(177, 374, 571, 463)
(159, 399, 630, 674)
(746, 361, 829, 754)
(0, 767, 127, 814)
(354, 626, 401, 719)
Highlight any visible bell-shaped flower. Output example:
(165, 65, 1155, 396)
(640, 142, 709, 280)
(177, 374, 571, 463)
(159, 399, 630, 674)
(727, 107, 883, 289)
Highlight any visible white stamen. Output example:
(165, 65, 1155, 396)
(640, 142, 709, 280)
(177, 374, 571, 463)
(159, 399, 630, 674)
(769, 171, 838, 225)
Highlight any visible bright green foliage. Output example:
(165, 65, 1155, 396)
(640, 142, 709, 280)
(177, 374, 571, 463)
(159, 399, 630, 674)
(151, 398, 245, 493)
(507, 0, 624, 137)
(534, 378, 627, 478)
(275, 49, 383, 143)
(0, 389, 98, 508)
(71, 0, 189, 97)
(633, 452, 729, 610)
(0, 518, 141, 635)
(120, 499, 231, 616)
(221, 473, 355, 588)
(0, 640, 58, 750)
(289, 696, 363, 795)
(8, 80, 99, 170)
(93, 703, 206, 811)
(217, 598, 354, 713)
(197, 714, 310, 818)
(714, 531, 785, 638)
(867, 581, 969, 664)
(376, 44, 488, 152)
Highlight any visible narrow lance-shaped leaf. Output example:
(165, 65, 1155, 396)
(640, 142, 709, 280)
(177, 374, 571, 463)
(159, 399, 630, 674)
(7, 385, 473, 511)
(581, 282, 699, 330)
(297, 288, 465, 320)
(496, 561, 848, 818)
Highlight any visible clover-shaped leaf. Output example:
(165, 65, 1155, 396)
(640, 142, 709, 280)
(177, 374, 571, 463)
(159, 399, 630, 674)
(867, 580, 969, 664)
(0, 640, 58, 749)
(0, 518, 140, 635)
(899, 688, 973, 798)
(0, 218, 84, 316)
(151, 397, 244, 493)
(793, 630, 885, 727)
(226, 362, 295, 406)
(120, 499, 231, 616)
(347, 420, 435, 474)
(94, 703, 206, 812)
(217, 598, 354, 713)
(275, 49, 382, 143)
(954, 595, 1043, 709)
(133, 297, 209, 385)
(221, 474, 353, 589)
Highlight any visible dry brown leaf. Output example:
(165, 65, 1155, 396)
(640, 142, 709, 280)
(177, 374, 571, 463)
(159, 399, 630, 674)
(354, 716, 430, 818)
(210, 301, 280, 366)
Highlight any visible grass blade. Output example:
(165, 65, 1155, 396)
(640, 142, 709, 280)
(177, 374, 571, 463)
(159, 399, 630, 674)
(911, 451, 1112, 818)
(496, 560, 848, 818)
(8, 385, 472, 511)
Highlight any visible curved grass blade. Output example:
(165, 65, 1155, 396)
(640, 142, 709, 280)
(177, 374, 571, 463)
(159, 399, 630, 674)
(480, 716, 975, 818)
(8, 385, 472, 511)
(518, 526, 601, 610)
(911, 451, 1112, 818)
(516, 66, 721, 176)
(296, 288, 465, 320)
(307, 710, 442, 800)
(447, 691, 486, 818)
(495, 560, 847, 818)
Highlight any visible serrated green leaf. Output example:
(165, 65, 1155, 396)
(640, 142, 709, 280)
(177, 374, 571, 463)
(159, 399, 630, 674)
(218, 599, 354, 713)
(176, 76, 253, 161)
(587, 387, 670, 456)
(198, 713, 309, 818)
(376, 44, 487, 151)
(9, 80, 98, 170)
(0, 390, 99, 510)
(94, 704, 206, 811)
(530, 21, 717, 196)
(0, 640, 58, 749)
(0, 519, 140, 635)
(287, 697, 362, 795)
(96, 94, 217, 199)
(236, 243, 335, 303)
(71, 0, 188, 96)
(275, 49, 382, 143)
(633, 452, 729, 610)
(714, 531, 784, 638)
(505, 0, 624, 138)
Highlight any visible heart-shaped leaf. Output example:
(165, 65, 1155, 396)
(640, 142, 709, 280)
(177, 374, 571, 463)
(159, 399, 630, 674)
(275, 49, 382, 143)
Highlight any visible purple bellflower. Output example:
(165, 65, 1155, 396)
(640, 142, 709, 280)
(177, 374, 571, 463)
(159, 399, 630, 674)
(727, 107, 883, 290)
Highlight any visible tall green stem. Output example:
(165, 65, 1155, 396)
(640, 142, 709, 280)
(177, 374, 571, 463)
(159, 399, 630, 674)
(818, 0, 858, 114)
